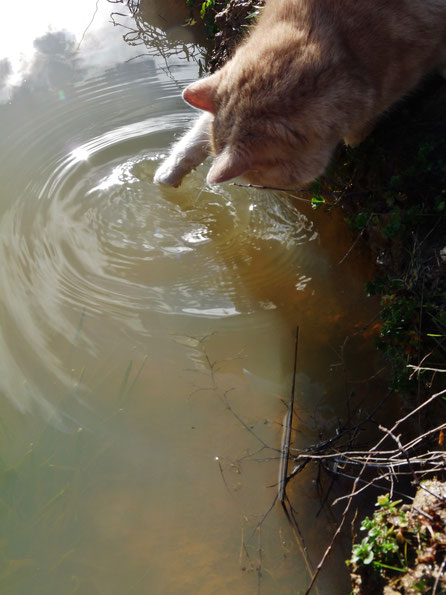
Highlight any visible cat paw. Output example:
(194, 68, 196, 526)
(153, 112, 212, 187)
(153, 161, 182, 187)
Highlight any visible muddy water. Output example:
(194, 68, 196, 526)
(0, 2, 382, 594)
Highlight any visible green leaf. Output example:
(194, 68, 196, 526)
(311, 194, 325, 210)
(377, 494, 390, 507)
(363, 549, 374, 565)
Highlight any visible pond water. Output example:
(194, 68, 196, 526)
(0, 1, 384, 593)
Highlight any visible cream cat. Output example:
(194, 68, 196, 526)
(154, 0, 446, 189)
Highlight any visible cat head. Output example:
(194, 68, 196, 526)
(182, 55, 345, 189)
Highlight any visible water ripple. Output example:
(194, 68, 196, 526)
(0, 99, 318, 415)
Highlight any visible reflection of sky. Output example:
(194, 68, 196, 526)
(0, 0, 196, 102)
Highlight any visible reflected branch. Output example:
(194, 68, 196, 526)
(186, 340, 280, 453)
(278, 326, 299, 504)
(107, 0, 207, 74)
(76, 0, 100, 52)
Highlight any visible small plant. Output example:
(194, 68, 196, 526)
(309, 179, 326, 210)
(348, 494, 409, 573)
(349, 486, 446, 593)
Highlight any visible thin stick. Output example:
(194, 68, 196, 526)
(282, 494, 321, 595)
(408, 364, 446, 374)
(433, 558, 446, 595)
(333, 387, 446, 505)
(304, 502, 351, 595)
(338, 214, 373, 265)
(279, 326, 299, 504)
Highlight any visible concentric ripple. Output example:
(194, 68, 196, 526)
(0, 67, 318, 416)
(29, 117, 316, 319)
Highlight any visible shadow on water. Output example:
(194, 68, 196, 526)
(0, 2, 390, 594)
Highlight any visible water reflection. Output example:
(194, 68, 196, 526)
(0, 58, 12, 89)
(0, 0, 205, 103)
(113, 0, 208, 55)
(0, 2, 381, 594)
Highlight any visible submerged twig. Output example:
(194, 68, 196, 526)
(278, 326, 299, 505)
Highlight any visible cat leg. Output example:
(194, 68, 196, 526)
(154, 111, 212, 187)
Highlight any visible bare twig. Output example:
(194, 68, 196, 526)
(338, 213, 373, 265)
(298, 381, 446, 593)
(408, 364, 446, 374)
(304, 496, 351, 595)
(433, 558, 446, 595)
(332, 387, 446, 506)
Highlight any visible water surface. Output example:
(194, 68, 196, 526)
(0, 2, 383, 593)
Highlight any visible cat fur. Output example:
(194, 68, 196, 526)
(154, 0, 446, 189)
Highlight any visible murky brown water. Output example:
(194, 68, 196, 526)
(0, 2, 384, 593)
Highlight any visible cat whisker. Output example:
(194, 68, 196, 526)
(230, 182, 310, 195)
(196, 181, 208, 200)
